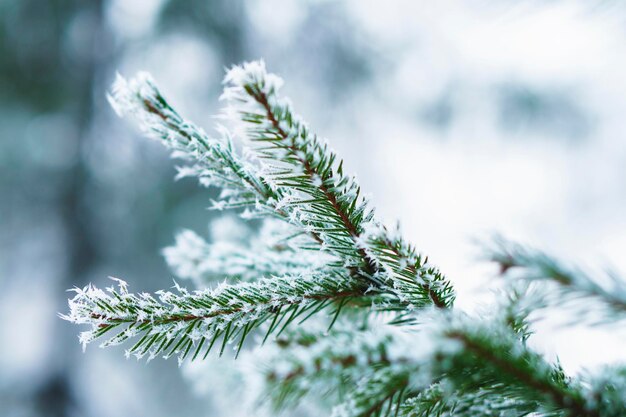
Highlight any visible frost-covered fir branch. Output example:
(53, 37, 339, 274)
(85, 60, 456, 356)
(437, 323, 594, 417)
(489, 237, 626, 323)
(249, 283, 598, 417)
(401, 311, 622, 417)
(259, 318, 422, 417)
(62, 270, 440, 362)
(260, 307, 624, 417)
(62, 273, 379, 362)
(163, 221, 331, 287)
(107, 62, 454, 312)
(108, 72, 280, 216)
(221, 61, 454, 309)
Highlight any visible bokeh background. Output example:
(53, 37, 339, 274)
(2, 1, 626, 416)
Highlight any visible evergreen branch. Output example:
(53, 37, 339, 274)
(221, 61, 455, 309)
(163, 225, 331, 287)
(108, 72, 279, 216)
(262, 321, 416, 416)
(262, 309, 618, 417)
(61, 274, 375, 362)
(439, 324, 597, 417)
(108, 67, 454, 313)
(489, 237, 626, 323)
(107, 71, 327, 254)
(61, 274, 427, 363)
(160, 226, 440, 315)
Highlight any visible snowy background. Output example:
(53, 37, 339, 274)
(2, 1, 626, 416)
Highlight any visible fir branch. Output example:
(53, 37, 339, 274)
(61, 274, 373, 362)
(163, 226, 330, 286)
(262, 321, 417, 417)
(221, 61, 454, 309)
(108, 72, 279, 216)
(61, 273, 430, 362)
(489, 237, 626, 323)
(439, 324, 597, 417)
(108, 66, 454, 313)
(262, 310, 613, 417)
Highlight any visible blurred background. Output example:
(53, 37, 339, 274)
(2, 0, 626, 416)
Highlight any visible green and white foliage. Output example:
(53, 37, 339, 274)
(489, 237, 626, 324)
(259, 317, 424, 415)
(63, 61, 626, 417)
(163, 219, 330, 286)
(259, 307, 625, 417)
(219, 61, 454, 309)
(62, 271, 375, 363)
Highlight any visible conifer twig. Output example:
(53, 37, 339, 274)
(489, 237, 626, 323)
(62, 273, 371, 362)
(221, 61, 455, 309)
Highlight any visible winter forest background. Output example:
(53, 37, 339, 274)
(2, 1, 626, 416)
